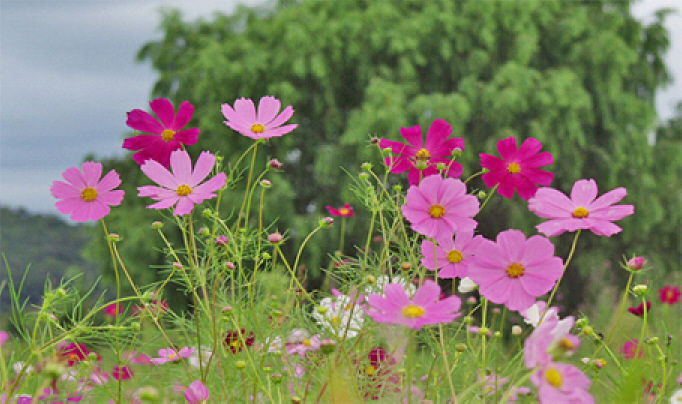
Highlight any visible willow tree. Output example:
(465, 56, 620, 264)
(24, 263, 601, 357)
(87, 0, 677, 311)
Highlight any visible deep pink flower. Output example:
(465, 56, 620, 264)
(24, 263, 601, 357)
(480, 137, 554, 199)
(468, 230, 564, 312)
(380, 119, 464, 186)
(402, 175, 479, 239)
(224, 329, 255, 354)
(366, 280, 461, 330)
(0, 331, 8, 346)
(57, 341, 99, 366)
(39, 388, 82, 402)
(122, 350, 153, 365)
(150, 347, 194, 366)
(528, 179, 634, 237)
(51, 162, 124, 222)
(221, 96, 297, 139)
(421, 230, 483, 279)
(112, 365, 133, 381)
(361, 346, 400, 400)
(628, 301, 651, 317)
(626, 256, 646, 271)
(621, 339, 644, 359)
(659, 285, 681, 305)
(530, 362, 594, 403)
(123, 98, 199, 169)
(138, 150, 226, 216)
(184, 380, 209, 403)
(326, 203, 354, 217)
(104, 303, 123, 318)
(215, 235, 229, 246)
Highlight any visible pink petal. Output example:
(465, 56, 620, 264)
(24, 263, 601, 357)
(504, 283, 535, 311)
(589, 205, 633, 221)
(126, 109, 164, 134)
(496, 230, 527, 263)
(520, 236, 557, 267)
(223, 120, 255, 137)
(412, 280, 440, 306)
(257, 96, 282, 124)
(586, 187, 627, 211)
(147, 197, 180, 211)
(529, 188, 574, 219)
(173, 197, 196, 216)
(169, 150, 192, 184)
(69, 201, 96, 222)
(480, 154, 507, 171)
(233, 98, 257, 122)
(51, 181, 80, 200)
(582, 219, 623, 236)
(266, 105, 295, 128)
(522, 151, 554, 168)
(423, 119, 453, 151)
(570, 179, 598, 206)
(174, 128, 200, 145)
(189, 152, 216, 186)
(514, 176, 540, 200)
(407, 168, 422, 186)
(496, 137, 518, 161)
(515, 138, 543, 161)
(379, 139, 416, 157)
(55, 198, 82, 215)
(96, 170, 122, 193)
(149, 98, 175, 128)
(122, 134, 159, 151)
(171, 101, 194, 131)
(536, 220, 572, 237)
(81, 162, 103, 187)
(61, 166, 87, 189)
(192, 173, 226, 196)
(141, 159, 178, 190)
(97, 189, 125, 206)
(261, 124, 298, 138)
(399, 125, 424, 150)
(221, 102, 253, 129)
(522, 167, 554, 186)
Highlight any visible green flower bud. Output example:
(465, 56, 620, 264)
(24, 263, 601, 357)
(151, 221, 163, 229)
(235, 360, 247, 369)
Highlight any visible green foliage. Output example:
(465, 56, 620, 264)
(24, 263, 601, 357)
(86, 0, 678, 313)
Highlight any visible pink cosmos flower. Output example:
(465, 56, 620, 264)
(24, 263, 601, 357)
(138, 150, 226, 216)
(112, 366, 133, 381)
(104, 303, 123, 318)
(421, 230, 483, 279)
(468, 230, 564, 312)
(184, 380, 209, 404)
(528, 179, 634, 237)
(659, 285, 681, 305)
(122, 351, 153, 365)
(51, 162, 124, 222)
(151, 347, 194, 366)
(366, 280, 461, 330)
(0, 331, 8, 346)
(286, 331, 321, 357)
(524, 316, 580, 369)
(57, 341, 99, 367)
(380, 119, 464, 186)
(627, 301, 651, 317)
(221, 96, 297, 139)
(530, 362, 594, 404)
(123, 98, 199, 169)
(326, 203, 354, 217)
(401, 175, 479, 239)
(621, 339, 644, 359)
(480, 137, 554, 199)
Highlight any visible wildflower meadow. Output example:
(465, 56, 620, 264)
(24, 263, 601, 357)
(1, 92, 680, 404)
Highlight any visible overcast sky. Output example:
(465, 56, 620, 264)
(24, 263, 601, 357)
(1, 0, 680, 216)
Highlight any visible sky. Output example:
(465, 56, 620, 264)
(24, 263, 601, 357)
(1, 0, 680, 216)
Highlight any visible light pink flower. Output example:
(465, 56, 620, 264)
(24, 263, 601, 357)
(380, 119, 464, 186)
(468, 230, 564, 312)
(0, 331, 8, 346)
(528, 179, 634, 237)
(138, 150, 226, 216)
(621, 340, 644, 359)
(184, 380, 209, 403)
(366, 280, 461, 330)
(421, 230, 483, 279)
(402, 175, 479, 239)
(221, 96, 297, 139)
(123, 98, 199, 169)
(150, 347, 194, 366)
(480, 137, 554, 199)
(524, 316, 580, 369)
(530, 362, 594, 403)
(51, 162, 124, 222)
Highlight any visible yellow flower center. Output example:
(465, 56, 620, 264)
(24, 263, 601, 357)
(168, 353, 178, 361)
(81, 187, 98, 202)
(560, 337, 575, 350)
(572, 207, 589, 218)
(161, 129, 175, 142)
(447, 250, 463, 263)
(331, 315, 340, 325)
(668, 291, 675, 300)
(428, 204, 446, 218)
(339, 208, 349, 215)
(176, 184, 192, 196)
(251, 123, 265, 133)
(303, 339, 311, 347)
(507, 162, 521, 174)
(231, 340, 242, 348)
(402, 304, 425, 319)
(544, 366, 562, 387)
(415, 148, 431, 161)
(506, 263, 524, 278)
(365, 365, 376, 376)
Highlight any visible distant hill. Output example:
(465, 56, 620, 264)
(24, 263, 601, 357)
(0, 206, 99, 322)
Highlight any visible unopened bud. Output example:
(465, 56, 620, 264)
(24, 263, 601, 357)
(225, 262, 236, 271)
(632, 284, 648, 297)
(260, 179, 272, 188)
(361, 162, 372, 171)
(172, 262, 183, 270)
(393, 185, 402, 192)
(216, 235, 229, 246)
(626, 256, 646, 271)
(151, 221, 163, 229)
(477, 191, 487, 199)
(320, 338, 337, 354)
(198, 227, 210, 237)
(267, 232, 283, 244)
(268, 159, 282, 170)
(316, 306, 328, 315)
(511, 325, 523, 336)
(235, 360, 246, 369)
(455, 343, 467, 352)
(319, 217, 334, 228)
(359, 172, 369, 180)
(138, 386, 160, 402)
(366, 275, 376, 284)
(452, 148, 462, 158)
(202, 208, 212, 218)
(400, 262, 412, 271)
(646, 337, 659, 345)
(370, 137, 379, 145)
(271, 373, 283, 384)
(262, 252, 271, 260)
(131, 322, 141, 332)
(436, 162, 447, 171)
(107, 233, 121, 242)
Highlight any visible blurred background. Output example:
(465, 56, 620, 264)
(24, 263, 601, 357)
(1, 0, 680, 318)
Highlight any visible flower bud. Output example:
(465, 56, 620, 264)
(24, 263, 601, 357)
(477, 191, 487, 199)
(511, 325, 523, 336)
(370, 137, 379, 145)
(452, 148, 462, 158)
(107, 233, 121, 242)
(316, 306, 328, 315)
(400, 262, 412, 271)
(44, 361, 65, 379)
(478, 327, 491, 336)
(202, 208, 212, 218)
(260, 179, 272, 188)
(415, 160, 428, 170)
(366, 275, 376, 284)
(632, 284, 648, 297)
(436, 162, 447, 171)
(235, 360, 247, 369)
(267, 232, 283, 244)
(645, 337, 659, 345)
(215, 235, 229, 246)
(268, 159, 282, 170)
(225, 262, 236, 271)
(262, 252, 271, 260)
(393, 185, 402, 192)
(138, 386, 160, 402)
(131, 322, 141, 332)
(271, 372, 283, 384)
(361, 162, 372, 171)
(359, 172, 369, 180)
(455, 343, 467, 352)
(320, 338, 337, 354)
(172, 262, 183, 270)
(626, 256, 646, 271)
(55, 288, 68, 298)
(198, 227, 210, 237)
(319, 217, 334, 228)
(151, 221, 163, 229)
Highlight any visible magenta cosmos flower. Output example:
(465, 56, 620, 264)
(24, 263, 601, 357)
(51, 162, 124, 222)
(480, 137, 554, 199)
(326, 203, 354, 217)
(366, 280, 462, 330)
(421, 230, 484, 279)
(150, 346, 194, 365)
(659, 285, 681, 305)
(123, 98, 199, 169)
(221, 96, 297, 139)
(530, 362, 594, 404)
(402, 175, 479, 239)
(138, 150, 226, 216)
(380, 119, 464, 186)
(184, 380, 209, 403)
(468, 230, 564, 312)
(528, 179, 634, 237)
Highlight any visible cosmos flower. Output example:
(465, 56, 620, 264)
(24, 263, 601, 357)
(366, 280, 461, 330)
(104, 303, 123, 318)
(421, 230, 483, 279)
(138, 150, 226, 216)
(620, 340, 644, 360)
(123, 98, 199, 168)
(528, 179, 634, 237)
(221, 96, 297, 139)
(57, 341, 99, 367)
(184, 380, 209, 404)
(224, 329, 255, 354)
(326, 203, 354, 217)
(468, 230, 564, 312)
(659, 285, 681, 305)
(51, 162, 124, 222)
(380, 119, 464, 186)
(524, 316, 580, 369)
(112, 366, 133, 381)
(627, 301, 651, 317)
(480, 137, 554, 199)
(150, 347, 194, 366)
(530, 362, 594, 404)
(401, 175, 479, 239)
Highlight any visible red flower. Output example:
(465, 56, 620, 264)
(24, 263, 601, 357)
(627, 301, 651, 317)
(480, 137, 554, 199)
(224, 329, 255, 353)
(659, 285, 681, 305)
(326, 203, 354, 217)
(57, 341, 99, 366)
(361, 346, 400, 400)
(104, 303, 123, 318)
(123, 98, 200, 168)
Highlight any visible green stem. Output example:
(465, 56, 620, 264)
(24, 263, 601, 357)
(540, 230, 581, 323)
